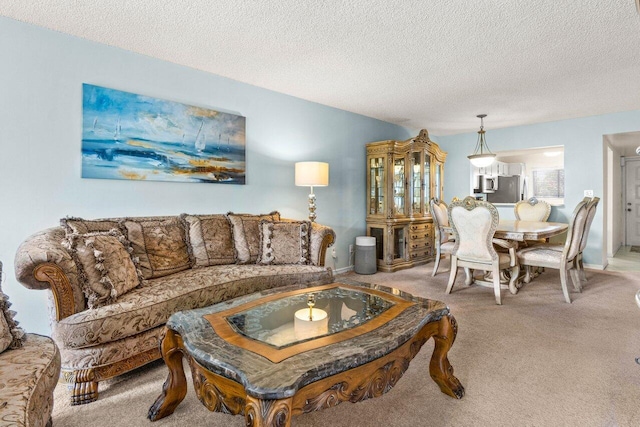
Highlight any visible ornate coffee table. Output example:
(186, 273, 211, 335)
(148, 281, 464, 426)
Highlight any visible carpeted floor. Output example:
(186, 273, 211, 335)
(52, 262, 640, 426)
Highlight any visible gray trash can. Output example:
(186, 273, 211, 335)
(354, 236, 377, 275)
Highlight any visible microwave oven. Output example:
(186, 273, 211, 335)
(482, 176, 497, 193)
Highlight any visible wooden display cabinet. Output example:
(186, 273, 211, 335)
(366, 129, 446, 272)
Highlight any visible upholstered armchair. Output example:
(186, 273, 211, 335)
(514, 197, 551, 221)
(446, 197, 519, 305)
(0, 261, 61, 427)
(516, 199, 590, 303)
(429, 198, 455, 276)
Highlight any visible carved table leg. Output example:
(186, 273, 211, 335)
(245, 396, 293, 427)
(429, 315, 465, 399)
(148, 328, 187, 421)
(67, 368, 98, 405)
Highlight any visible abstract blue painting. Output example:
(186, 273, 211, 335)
(82, 84, 246, 184)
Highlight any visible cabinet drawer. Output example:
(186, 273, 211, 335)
(409, 231, 431, 240)
(409, 240, 431, 251)
(409, 223, 429, 232)
(409, 250, 430, 260)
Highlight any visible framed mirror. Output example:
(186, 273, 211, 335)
(470, 146, 564, 205)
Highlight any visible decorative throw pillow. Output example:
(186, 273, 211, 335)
(61, 216, 122, 235)
(121, 217, 190, 279)
(181, 214, 236, 267)
(227, 212, 281, 264)
(63, 229, 142, 308)
(257, 220, 311, 265)
(0, 261, 26, 353)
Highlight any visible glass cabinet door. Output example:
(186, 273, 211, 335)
(434, 161, 442, 201)
(392, 226, 406, 260)
(369, 227, 384, 261)
(438, 163, 444, 200)
(368, 156, 385, 215)
(424, 154, 431, 210)
(411, 151, 422, 215)
(393, 156, 405, 215)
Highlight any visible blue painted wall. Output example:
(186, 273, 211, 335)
(436, 110, 640, 268)
(0, 17, 412, 334)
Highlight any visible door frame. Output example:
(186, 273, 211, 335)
(622, 156, 640, 246)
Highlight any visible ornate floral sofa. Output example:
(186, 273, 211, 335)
(14, 212, 335, 405)
(0, 261, 61, 426)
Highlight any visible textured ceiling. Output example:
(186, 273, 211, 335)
(2, 0, 640, 135)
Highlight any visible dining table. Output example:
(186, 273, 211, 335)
(442, 219, 568, 242)
(490, 220, 568, 242)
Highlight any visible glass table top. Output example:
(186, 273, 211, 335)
(225, 286, 395, 349)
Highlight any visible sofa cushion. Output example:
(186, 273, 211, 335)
(64, 229, 142, 308)
(0, 263, 25, 353)
(122, 217, 190, 279)
(257, 220, 311, 265)
(227, 212, 280, 263)
(182, 214, 236, 267)
(0, 334, 61, 427)
(53, 264, 333, 349)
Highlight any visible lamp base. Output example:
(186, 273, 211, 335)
(308, 191, 317, 222)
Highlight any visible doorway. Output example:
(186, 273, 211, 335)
(604, 131, 640, 272)
(624, 157, 640, 246)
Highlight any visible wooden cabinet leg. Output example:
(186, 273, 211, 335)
(148, 328, 187, 421)
(244, 396, 292, 427)
(429, 314, 465, 399)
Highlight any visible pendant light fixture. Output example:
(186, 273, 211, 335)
(468, 114, 496, 168)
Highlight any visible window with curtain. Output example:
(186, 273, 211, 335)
(532, 169, 564, 198)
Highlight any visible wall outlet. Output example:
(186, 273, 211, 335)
(349, 244, 354, 254)
(331, 248, 337, 259)
(584, 190, 594, 197)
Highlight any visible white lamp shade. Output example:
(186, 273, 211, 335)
(295, 162, 329, 187)
(468, 154, 496, 168)
(294, 308, 329, 340)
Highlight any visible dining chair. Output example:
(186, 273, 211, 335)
(544, 196, 599, 283)
(514, 197, 551, 221)
(575, 197, 600, 282)
(429, 198, 455, 276)
(446, 197, 519, 305)
(514, 198, 552, 278)
(516, 199, 590, 303)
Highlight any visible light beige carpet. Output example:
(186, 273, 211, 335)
(52, 263, 640, 426)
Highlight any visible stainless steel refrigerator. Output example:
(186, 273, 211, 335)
(487, 176, 521, 204)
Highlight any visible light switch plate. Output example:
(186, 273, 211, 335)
(584, 190, 594, 197)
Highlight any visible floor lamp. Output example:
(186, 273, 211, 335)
(295, 162, 329, 222)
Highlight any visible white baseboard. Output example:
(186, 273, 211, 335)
(584, 263, 605, 270)
(334, 265, 354, 275)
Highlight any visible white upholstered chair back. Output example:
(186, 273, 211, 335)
(578, 197, 600, 253)
(430, 199, 450, 244)
(562, 200, 590, 261)
(514, 198, 551, 222)
(449, 197, 499, 264)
